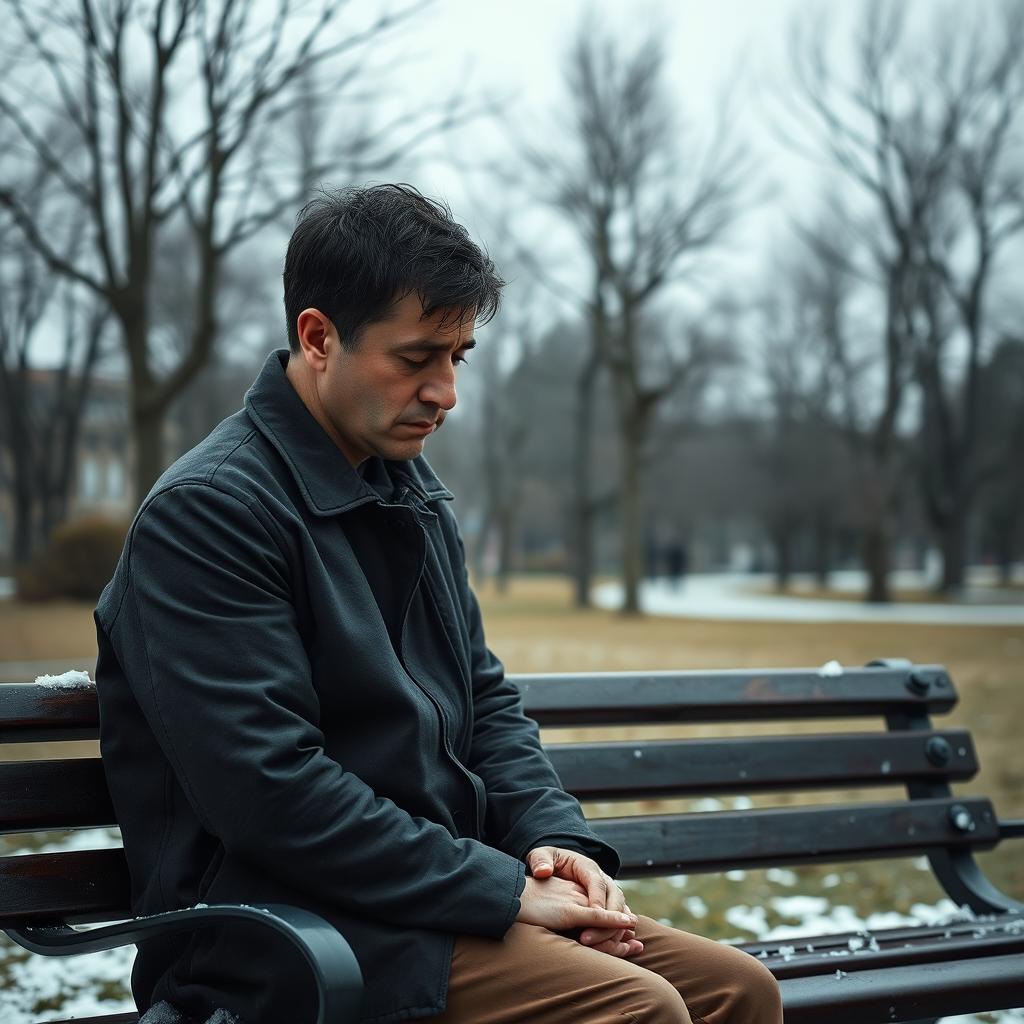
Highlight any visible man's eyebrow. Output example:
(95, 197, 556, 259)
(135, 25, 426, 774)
(393, 337, 477, 352)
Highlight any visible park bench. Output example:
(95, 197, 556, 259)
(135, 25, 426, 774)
(1, 659, 1022, 1023)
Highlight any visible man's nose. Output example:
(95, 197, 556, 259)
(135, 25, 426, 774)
(419, 366, 457, 411)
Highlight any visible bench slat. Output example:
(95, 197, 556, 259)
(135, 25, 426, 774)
(0, 729, 979, 836)
(742, 910, 1024, 957)
(0, 759, 116, 832)
(514, 666, 956, 725)
(0, 685, 99, 742)
(595, 797, 999, 876)
(778, 953, 1024, 1023)
(757, 923, 1024, 978)
(548, 730, 977, 799)
(43, 1015, 137, 1024)
(0, 666, 956, 739)
(0, 849, 130, 923)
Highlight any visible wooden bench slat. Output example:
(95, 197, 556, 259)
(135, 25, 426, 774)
(0, 849, 130, 923)
(548, 730, 977, 799)
(0, 685, 100, 742)
(760, 924, 1024, 979)
(44, 1015, 138, 1024)
(514, 666, 956, 725)
(742, 909, 1024, 956)
(0, 759, 116, 832)
(778, 952, 1024, 1024)
(0, 667, 955, 738)
(597, 797, 999, 876)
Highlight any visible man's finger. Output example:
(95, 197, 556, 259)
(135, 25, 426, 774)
(581, 867, 609, 909)
(605, 884, 626, 914)
(591, 937, 645, 958)
(580, 927, 635, 946)
(527, 847, 556, 878)
(579, 927, 622, 946)
(565, 905, 637, 931)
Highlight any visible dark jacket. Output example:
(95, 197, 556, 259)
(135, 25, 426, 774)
(95, 351, 618, 1024)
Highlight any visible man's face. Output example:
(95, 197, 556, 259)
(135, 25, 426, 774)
(314, 291, 475, 467)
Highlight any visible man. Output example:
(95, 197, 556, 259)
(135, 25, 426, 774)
(95, 184, 781, 1023)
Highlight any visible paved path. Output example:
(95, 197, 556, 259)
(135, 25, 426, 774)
(594, 569, 1024, 625)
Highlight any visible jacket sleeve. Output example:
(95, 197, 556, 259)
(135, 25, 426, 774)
(450, 530, 620, 876)
(102, 482, 525, 937)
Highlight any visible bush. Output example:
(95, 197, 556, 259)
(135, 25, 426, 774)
(15, 516, 129, 602)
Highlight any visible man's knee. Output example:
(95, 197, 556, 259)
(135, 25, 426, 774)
(727, 951, 783, 1023)
(622, 969, 692, 1024)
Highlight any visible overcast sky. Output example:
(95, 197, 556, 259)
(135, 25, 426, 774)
(364, 0, 872, 327)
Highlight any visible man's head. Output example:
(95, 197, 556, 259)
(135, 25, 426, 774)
(282, 184, 504, 467)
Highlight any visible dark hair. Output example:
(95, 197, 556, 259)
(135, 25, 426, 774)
(283, 183, 504, 351)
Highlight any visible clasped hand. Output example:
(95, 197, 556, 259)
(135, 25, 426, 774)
(516, 846, 644, 958)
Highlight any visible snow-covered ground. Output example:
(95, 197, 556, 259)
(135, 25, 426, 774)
(595, 567, 1024, 624)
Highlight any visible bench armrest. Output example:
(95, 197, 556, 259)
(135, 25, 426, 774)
(4, 902, 363, 1024)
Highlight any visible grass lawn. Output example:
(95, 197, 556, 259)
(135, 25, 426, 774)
(2, 576, 1022, 944)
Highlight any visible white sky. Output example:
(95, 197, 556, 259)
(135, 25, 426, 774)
(24, 0, 1021, 374)
(348, 0, 902, 347)
(374, 0, 1021, 391)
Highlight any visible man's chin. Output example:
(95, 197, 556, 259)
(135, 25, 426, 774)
(377, 438, 427, 462)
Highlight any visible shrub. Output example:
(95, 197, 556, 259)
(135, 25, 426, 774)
(15, 516, 128, 602)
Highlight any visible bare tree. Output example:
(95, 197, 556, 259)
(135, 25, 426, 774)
(975, 335, 1024, 584)
(784, 1, 981, 601)
(520, 18, 752, 612)
(471, 277, 542, 593)
(913, 3, 1024, 592)
(753, 250, 852, 591)
(0, 0, 467, 505)
(0, 182, 110, 564)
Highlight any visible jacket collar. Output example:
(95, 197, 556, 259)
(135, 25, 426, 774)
(244, 350, 453, 517)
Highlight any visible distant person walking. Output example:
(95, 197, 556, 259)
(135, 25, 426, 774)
(665, 540, 689, 591)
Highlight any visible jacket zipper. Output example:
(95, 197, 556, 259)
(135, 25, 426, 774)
(387, 503, 485, 841)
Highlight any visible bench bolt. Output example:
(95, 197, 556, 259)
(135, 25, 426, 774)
(906, 672, 932, 696)
(925, 737, 952, 766)
(949, 804, 975, 833)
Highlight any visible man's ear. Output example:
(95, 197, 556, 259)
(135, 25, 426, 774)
(295, 308, 335, 370)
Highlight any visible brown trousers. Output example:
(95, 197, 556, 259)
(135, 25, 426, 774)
(432, 915, 783, 1024)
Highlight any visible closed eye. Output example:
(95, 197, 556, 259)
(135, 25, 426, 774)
(401, 352, 471, 369)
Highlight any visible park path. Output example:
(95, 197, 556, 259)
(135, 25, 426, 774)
(594, 568, 1024, 625)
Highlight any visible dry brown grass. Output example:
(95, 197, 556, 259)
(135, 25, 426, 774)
(0, 599, 98, 662)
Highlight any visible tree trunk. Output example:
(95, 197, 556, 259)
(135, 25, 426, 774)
(772, 523, 794, 593)
(861, 523, 891, 603)
(618, 423, 644, 615)
(938, 506, 968, 595)
(813, 509, 832, 589)
(496, 504, 515, 595)
(133, 404, 166, 505)
(12, 461, 35, 565)
(989, 504, 1019, 586)
(571, 353, 600, 608)
(6, 390, 37, 565)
